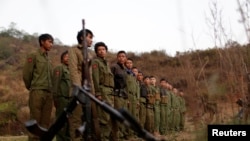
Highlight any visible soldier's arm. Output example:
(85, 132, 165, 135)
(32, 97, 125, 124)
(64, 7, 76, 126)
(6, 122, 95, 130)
(22, 54, 35, 90)
(91, 60, 101, 97)
(68, 48, 81, 86)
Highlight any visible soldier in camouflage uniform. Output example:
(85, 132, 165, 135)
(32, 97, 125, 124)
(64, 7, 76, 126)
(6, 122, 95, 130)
(125, 58, 140, 138)
(110, 50, 129, 140)
(149, 75, 161, 136)
(141, 76, 155, 134)
(52, 50, 71, 141)
(138, 72, 147, 129)
(91, 42, 114, 141)
(159, 78, 171, 135)
(68, 29, 94, 141)
(179, 89, 186, 131)
(137, 71, 144, 87)
(166, 82, 174, 132)
(171, 87, 181, 131)
(23, 34, 54, 141)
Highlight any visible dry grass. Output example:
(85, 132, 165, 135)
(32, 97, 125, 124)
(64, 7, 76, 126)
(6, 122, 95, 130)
(1, 27, 250, 139)
(0, 136, 27, 141)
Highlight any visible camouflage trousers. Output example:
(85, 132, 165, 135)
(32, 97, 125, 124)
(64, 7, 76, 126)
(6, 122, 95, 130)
(28, 89, 53, 141)
(154, 101, 160, 133)
(97, 87, 114, 141)
(171, 108, 180, 131)
(159, 104, 168, 135)
(111, 96, 127, 141)
(139, 103, 146, 128)
(127, 94, 138, 137)
(145, 105, 154, 133)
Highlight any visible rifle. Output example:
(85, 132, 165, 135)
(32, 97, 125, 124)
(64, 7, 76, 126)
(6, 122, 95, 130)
(25, 86, 165, 141)
(81, 19, 100, 140)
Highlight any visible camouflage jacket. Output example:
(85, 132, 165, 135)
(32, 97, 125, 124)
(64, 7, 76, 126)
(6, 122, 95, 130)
(91, 56, 114, 96)
(23, 49, 53, 91)
(52, 63, 71, 98)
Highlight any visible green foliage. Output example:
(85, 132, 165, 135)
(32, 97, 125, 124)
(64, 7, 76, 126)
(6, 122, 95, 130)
(0, 102, 17, 126)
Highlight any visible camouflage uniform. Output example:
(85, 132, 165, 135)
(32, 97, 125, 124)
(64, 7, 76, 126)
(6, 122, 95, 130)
(52, 63, 71, 141)
(91, 56, 114, 141)
(68, 45, 93, 141)
(144, 85, 155, 133)
(139, 84, 147, 128)
(23, 49, 53, 141)
(125, 70, 140, 137)
(170, 92, 181, 131)
(159, 87, 171, 135)
(152, 85, 160, 135)
(111, 62, 128, 140)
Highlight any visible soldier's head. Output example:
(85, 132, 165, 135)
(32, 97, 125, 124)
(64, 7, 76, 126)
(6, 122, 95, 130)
(116, 50, 127, 65)
(149, 75, 157, 86)
(137, 71, 144, 82)
(143, 75, 151, 85)
(94, 42, 108, 58)
(173, 87, 179, 95)
(179, 89, 184, 97)
(38, 34, 54, 51)
(125, 58, 133, 69)
(77, 29, 94, 47)
(160, 78, 167, 88)
(60, 50, 69, 65)
(132, 67, 139, 77)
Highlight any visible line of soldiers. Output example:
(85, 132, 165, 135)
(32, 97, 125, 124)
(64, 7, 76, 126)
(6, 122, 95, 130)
(23, 28, 186, 141)
(129, 66, 187, 137)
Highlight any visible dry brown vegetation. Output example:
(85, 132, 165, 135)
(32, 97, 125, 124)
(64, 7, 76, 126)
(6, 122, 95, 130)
(0, 24, 250, 141)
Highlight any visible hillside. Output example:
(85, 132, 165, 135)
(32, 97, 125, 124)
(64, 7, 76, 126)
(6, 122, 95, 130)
(0, 27, 250, 140)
